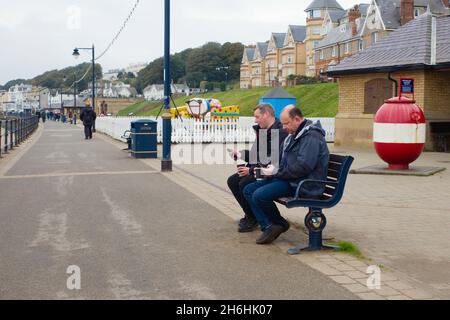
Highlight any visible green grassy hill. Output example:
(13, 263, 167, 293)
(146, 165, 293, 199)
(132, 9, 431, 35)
(118, 82, 338, 118)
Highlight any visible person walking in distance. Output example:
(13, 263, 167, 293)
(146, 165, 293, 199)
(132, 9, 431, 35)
(80, 106, 97, 140)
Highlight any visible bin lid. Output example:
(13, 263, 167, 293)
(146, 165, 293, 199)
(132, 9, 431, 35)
(131, 119, 157, 124)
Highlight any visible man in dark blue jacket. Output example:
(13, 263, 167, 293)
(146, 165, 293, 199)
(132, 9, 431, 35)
(243, 106, 330, 245)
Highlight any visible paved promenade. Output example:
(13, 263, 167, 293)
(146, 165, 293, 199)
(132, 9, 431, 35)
(167, 142, 450, 299)
(0, 121, 357, 300)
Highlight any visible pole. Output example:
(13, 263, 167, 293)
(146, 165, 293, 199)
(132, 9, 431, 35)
(92, 44, 95, 112)
(74, 74, 77, 113)
(161, 0, 172, 172)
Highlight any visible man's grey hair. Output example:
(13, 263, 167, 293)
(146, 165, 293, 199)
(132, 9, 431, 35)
(254, 103, 275, 118)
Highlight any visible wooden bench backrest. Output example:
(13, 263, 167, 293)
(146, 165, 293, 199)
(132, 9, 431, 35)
(321, 154, 354, 204)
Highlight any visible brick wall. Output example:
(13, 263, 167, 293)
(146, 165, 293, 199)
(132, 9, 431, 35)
(424, 70, 450, 120)
(335, 70, 450, 151)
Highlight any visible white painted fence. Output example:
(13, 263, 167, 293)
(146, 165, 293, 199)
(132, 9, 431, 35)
(96, 116, 335, 143)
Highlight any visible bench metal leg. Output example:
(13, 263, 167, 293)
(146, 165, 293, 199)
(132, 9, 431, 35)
(288, 243, 339, 255)
(287, 208, 340, 255)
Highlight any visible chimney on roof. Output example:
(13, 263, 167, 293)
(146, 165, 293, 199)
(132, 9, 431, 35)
(400, 0, 414, 26)
(348, 5, 361, 36)
(442, 0, 449, 8)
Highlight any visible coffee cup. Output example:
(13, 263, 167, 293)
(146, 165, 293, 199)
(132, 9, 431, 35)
(254, 167, 263, 180)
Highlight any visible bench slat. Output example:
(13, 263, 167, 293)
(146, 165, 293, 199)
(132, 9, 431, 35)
(325, 186, 337, 196)
(330, 154, 346, 163)
(328, 169, 340, 179)
(328, 162, 342, 171)
(321, 194, 333, 200)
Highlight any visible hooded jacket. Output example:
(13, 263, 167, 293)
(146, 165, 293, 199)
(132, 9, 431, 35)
(80, 108, 97, 126)
(275, 119, 330, 197)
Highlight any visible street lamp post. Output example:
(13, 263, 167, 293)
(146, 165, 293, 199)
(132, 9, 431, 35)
(73, 74, 77, 113)
(60, 76, 66, 116)
(72, 45, 96, 112)
(216, 66, 230, 90)
(161, 0, 172, 172)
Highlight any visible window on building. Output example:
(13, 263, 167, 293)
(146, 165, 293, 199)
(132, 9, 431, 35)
(359, 40, 364, 51)
(414, 8, 420, 17)
(309, 10, 321, 18)
(320, 50, 324, 60)
(371, 32, 378, 45)
(344, 43, 350, 54)
(312, 26, 321, 35)
(287, 54, 293, 63)
(332, 46, 336, 57)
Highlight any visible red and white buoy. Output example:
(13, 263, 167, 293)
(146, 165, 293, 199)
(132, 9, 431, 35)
(373, 96, 426, 170)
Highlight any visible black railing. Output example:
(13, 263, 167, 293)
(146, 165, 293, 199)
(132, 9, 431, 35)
(0, 116, 39, 159)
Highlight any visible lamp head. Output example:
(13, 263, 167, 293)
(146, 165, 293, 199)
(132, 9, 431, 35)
(72, 48, 80, 59)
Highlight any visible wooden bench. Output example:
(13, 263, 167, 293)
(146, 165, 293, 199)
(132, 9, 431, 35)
(276, 154, 354, 255)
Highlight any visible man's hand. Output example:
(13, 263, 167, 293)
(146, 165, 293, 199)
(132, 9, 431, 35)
(261, 165, 276, 176)
(237, 166, 250, 177)
(228, 149, 242, 160)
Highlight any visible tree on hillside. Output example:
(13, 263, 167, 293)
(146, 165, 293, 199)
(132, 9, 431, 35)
(26, 63, 103, 91)
(136, 41, 244, 91)
(1, 79, 29, 90)
(186, 42, 223, 87)
(220, 42, 245, 82)
(136, 57, 164, 92)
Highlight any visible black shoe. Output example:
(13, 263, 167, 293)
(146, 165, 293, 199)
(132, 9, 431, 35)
(238, 216, 256, 228)
(238, 219, 259, 233)
(256, 224, 285, 245)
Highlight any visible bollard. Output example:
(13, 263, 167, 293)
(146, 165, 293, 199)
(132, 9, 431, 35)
(14, 119, 18, 147)
(4, 119, 9, 154)
(0, 120, 3, 158)
(18, 119, 22, 144)
(9, 119, 14, 150)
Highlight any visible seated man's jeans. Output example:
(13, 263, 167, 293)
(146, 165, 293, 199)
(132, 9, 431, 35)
(243, 179, 295, 231)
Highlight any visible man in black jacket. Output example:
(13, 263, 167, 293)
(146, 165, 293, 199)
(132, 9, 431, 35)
(243, 106, 330, 245)
(227, 103, 288, 233)
(80, 107, 97, 140)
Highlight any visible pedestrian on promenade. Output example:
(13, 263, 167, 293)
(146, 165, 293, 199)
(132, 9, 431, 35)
(80, 107, 97, 140)
(227, 103, 288, 233)
(243, 106, 330, 245)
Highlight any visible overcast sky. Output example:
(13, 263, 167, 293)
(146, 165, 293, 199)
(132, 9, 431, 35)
(0, 0, 369, 85)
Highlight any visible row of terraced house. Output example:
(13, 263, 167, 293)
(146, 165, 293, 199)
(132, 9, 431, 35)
(240, 0, 446, 89)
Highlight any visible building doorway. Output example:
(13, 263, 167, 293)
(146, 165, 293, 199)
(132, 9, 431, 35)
(364, 78, 394, 114)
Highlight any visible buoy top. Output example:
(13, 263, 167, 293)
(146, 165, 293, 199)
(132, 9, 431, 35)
(384, 96, 416, 104)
